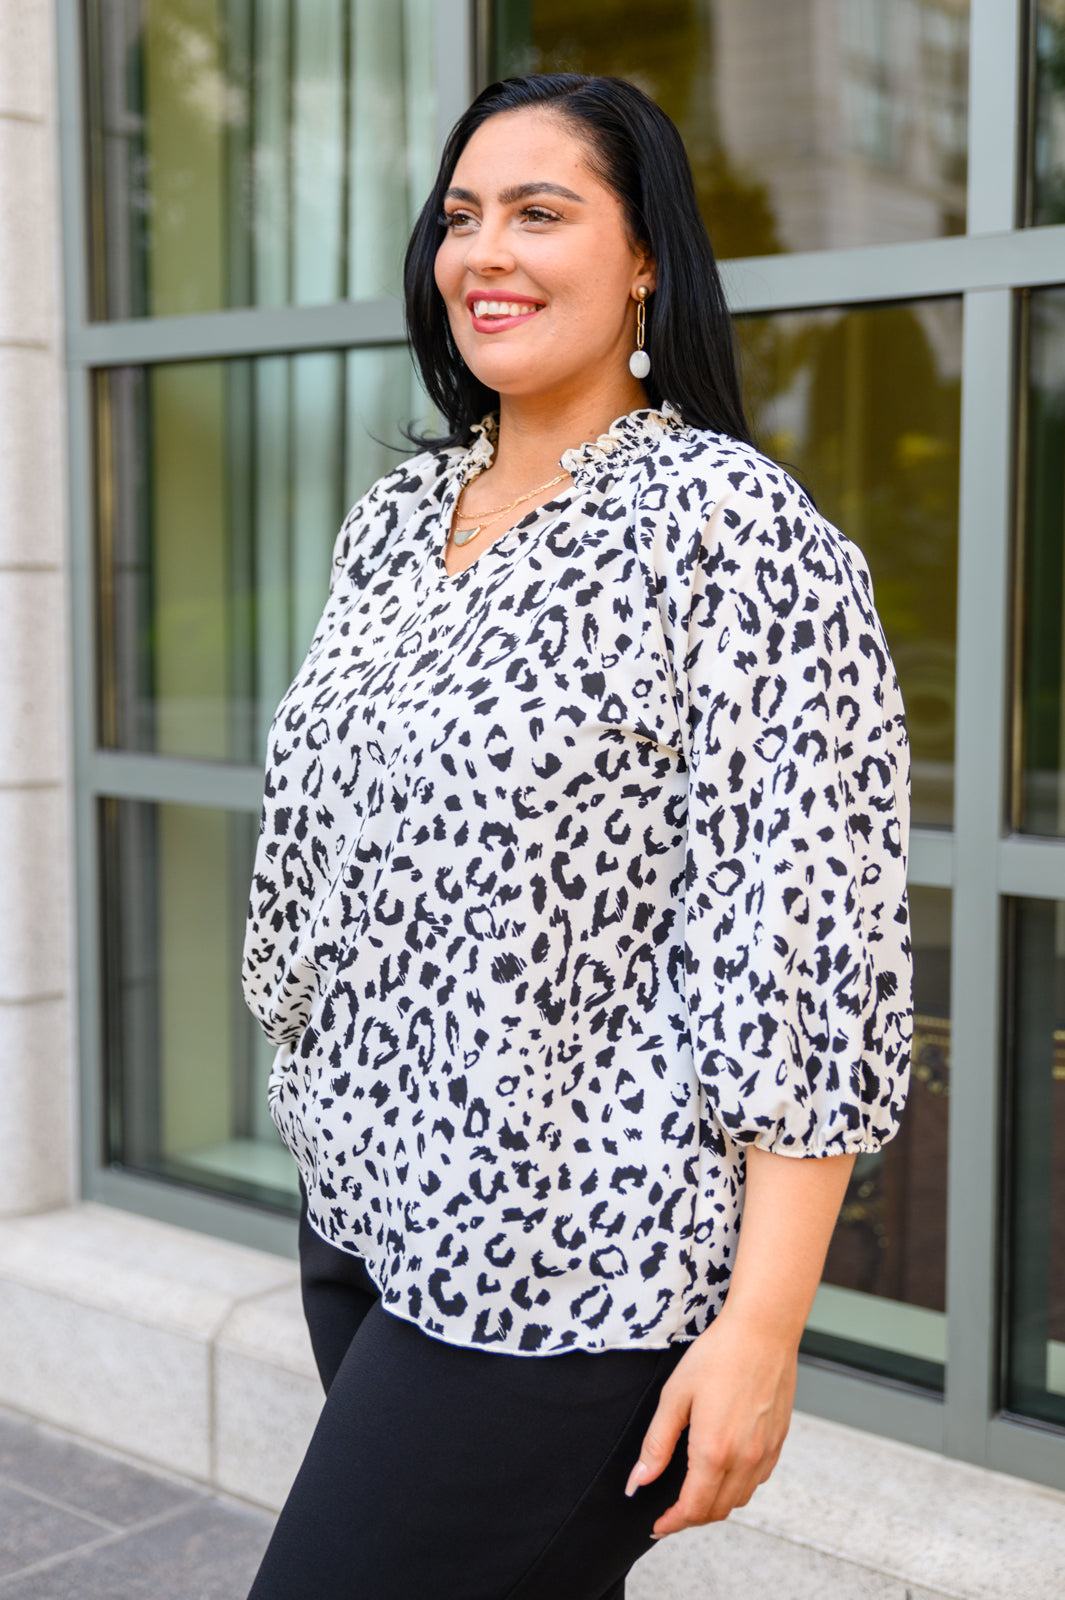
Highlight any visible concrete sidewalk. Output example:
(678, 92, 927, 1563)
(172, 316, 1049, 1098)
(0, 1407, 272, 1597)
(3, 1395, 1065, 1600)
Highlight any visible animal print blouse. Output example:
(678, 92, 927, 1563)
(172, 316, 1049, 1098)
(242, 403, 912, 1355)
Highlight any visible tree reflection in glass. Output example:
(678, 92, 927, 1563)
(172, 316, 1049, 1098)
(1032, 0, 1065, 226)
(736, 299, 961, 829)
(493, 0, 969, 258)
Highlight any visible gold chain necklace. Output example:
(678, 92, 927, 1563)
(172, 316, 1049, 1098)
(451, 469, 570, 548)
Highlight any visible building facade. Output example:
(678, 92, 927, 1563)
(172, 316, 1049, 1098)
(2, 0, 1065, 1583)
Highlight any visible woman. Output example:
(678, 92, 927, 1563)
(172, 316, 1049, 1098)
(242, 73, 911, 1600)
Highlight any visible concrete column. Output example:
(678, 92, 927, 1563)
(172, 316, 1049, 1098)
(0, 0, 75, 1213)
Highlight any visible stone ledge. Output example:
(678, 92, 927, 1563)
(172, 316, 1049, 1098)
(0, 1204, 319, 1494)
(0, 1204, 1063, 1598)
(637, 1414, 1065, 1600)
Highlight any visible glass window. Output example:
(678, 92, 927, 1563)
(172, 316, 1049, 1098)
(802, 886, 951, 1391)
(1005, 897, 1065, 1427)
(492, 0, 969, 258)
(1030, 0, 1065, 226)
(1017, 287, 1065, 836)
(84, 0, 436, 318)
(95, 347, 428, 764)
(735, 299, 962, 829)
(100, 798, 295, 1209)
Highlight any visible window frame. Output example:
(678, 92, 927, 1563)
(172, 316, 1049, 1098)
(56, 0, 476, 1257)
(55, 0, 1065, 1489)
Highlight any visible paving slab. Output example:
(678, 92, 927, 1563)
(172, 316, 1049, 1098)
(0, 1409, 272, 1599)
(0, 1412, 201, 1529)
(0, 1502, 274, 1600)
(0, 1482, 105, 1580)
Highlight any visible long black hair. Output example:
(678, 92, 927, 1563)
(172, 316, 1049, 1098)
(403, 73, 753, 450)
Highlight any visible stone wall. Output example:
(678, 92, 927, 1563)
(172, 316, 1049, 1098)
(0, 0, 76, 1216)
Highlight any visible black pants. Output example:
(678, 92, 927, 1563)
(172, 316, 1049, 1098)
(246, 1197, 692, 1600)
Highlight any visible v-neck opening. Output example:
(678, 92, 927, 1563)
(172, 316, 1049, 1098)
(435, 486, 577, 583)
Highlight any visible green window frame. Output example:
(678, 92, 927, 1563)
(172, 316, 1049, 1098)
(55, 0, 1065, 1490)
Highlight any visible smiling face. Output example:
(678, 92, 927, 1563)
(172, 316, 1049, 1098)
(433, 108, 655, 407)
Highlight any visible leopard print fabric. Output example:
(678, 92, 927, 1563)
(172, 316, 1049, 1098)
(242, 404, 912, 1354)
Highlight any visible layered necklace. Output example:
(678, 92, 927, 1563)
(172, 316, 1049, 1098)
(451, 463, 570, 548)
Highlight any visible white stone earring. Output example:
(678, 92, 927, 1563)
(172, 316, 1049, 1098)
(629, 286, 650, 379)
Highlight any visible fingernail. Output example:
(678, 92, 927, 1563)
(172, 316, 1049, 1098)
(624, 1462, 647, 1498)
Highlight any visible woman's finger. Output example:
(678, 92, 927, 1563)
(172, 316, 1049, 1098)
(650, 1451, 734, 1536)
(624, 1380, 691, 1496)
(713, 1458, 765, 1517)
(758, 1441, 784, 1484)
(651, 1438, 773, 1536)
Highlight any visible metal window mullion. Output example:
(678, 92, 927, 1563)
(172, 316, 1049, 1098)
(68, 359, 108, 1200)
(986, 1414, 1065, 1490)
(998, 834, 1065, 899)
(908, 828, 955, 891)
(56, 3, 109, 1197)
(966, 0, 1027, 235)
(723, 225, 1065, 317)
(944, 287, 1017, 1465)
(86, 753, 265, 813)
(89, 1166, 298, 1257)
(940, 0, 1033, 1471)
(56, 0, 92, 332)
(68, 299, 410, 369)
(794, 1363, 944, 1455)
(63, 235, 1065, 372)
(433, 0, 474, 160)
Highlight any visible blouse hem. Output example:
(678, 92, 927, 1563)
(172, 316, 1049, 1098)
(299, 1208, 698, 1359)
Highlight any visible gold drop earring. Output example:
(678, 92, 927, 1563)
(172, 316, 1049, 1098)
(628, 286, 650, 379)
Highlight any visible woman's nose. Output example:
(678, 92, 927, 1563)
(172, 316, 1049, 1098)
(463, 215, 514, 275)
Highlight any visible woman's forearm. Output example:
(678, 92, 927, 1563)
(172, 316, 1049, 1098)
(719, 1144, 857, 1346)
(625, 1142, 857, 1532)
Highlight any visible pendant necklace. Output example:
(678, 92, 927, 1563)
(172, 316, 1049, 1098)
(451, 468, 570, 547)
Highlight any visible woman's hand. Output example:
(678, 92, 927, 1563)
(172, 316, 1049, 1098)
(624, 1142, 858, 1537)
(624, 1306, 798, 1535)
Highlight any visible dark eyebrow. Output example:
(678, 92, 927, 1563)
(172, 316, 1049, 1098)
(443, 182, 586, 206)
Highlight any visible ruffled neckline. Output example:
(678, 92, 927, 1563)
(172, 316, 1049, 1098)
(455, 402, 686, 491)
